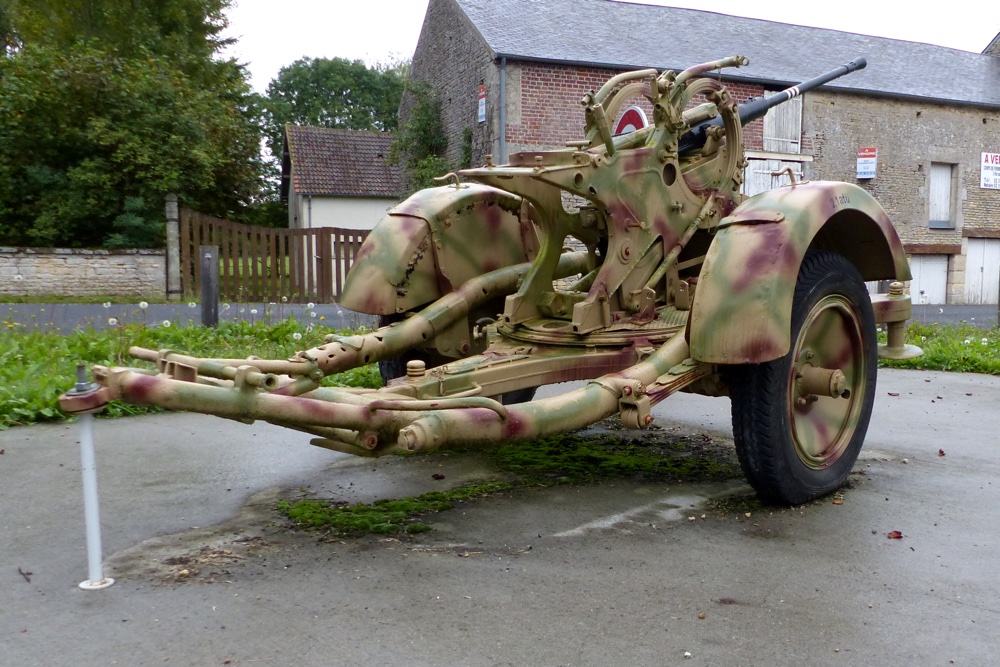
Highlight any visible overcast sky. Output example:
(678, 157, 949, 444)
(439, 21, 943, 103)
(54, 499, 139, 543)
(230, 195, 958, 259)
(222, 0, 1000, 93)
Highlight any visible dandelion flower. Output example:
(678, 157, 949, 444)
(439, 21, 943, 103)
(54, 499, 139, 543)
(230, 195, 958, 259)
(103, 301, 112, 309)
(281, 296, 288, 303)
(139, 301, 148, 309)
(319, 315, 325, 321)
(982, 338, 989, 345)
(162, 320, 171, 328)
(310, 311, 317, 318)
(920, 336, 926, 342)
(306, 302, 315, 310)
(108, 317, 119, 326)
(292, 332, 302, 341)
(250, 309, 258, 315)
(964, 339, 971, 345)
(222, 303, 231, 311)
(188, 301, 197, 308)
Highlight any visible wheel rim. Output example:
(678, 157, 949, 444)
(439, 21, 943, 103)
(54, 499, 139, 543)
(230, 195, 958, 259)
(786, 294, 868, 470)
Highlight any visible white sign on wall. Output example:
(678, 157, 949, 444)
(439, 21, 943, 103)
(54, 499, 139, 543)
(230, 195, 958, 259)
(477, 85, 486, 123)
(856, 146, 877, 179)
(981, 152, 1000, 190)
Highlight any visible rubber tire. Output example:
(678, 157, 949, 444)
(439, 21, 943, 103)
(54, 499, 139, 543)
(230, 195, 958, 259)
(727, 250, 877, 506)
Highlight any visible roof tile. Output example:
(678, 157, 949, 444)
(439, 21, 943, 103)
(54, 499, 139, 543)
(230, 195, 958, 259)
(454, 0, 1000, 108)
(284, 126, 403, 197)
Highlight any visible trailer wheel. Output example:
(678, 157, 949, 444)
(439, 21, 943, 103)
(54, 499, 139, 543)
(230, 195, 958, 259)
(727, 251, 877, 505)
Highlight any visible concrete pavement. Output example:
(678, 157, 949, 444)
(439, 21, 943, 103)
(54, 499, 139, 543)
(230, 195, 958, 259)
(2, 368, 999, 666)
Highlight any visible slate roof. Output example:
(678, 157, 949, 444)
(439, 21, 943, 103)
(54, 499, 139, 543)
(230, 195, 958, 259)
(454, 0, 1000, 108)
(281, 126, 402, 200)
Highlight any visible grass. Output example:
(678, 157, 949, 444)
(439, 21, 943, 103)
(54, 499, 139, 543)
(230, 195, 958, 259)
(278, 427, 743, 535)
(0, 317, 380, 430)
(878, 322, 1000, 374)
(277, 481, 514, 536)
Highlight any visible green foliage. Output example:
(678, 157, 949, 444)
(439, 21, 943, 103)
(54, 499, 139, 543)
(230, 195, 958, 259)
(879, 322, 1000, 374)
(0, 1, 265, 247)
(392, 80, 451, 192)
(277, 481, 512, 535)
(0, 0, 19, 53)
(104, 197, 164, 248)
(0, 317, 379, 429)
(260, 57, 405, 163)
(10, 0, 232, 80)
(490, 433, 741, 484)
(459, 127, 473, 170)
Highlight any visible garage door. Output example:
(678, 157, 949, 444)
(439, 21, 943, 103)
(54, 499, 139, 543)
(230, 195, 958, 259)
(908, 255, 948, 305)
(964, 239, 1000, 305)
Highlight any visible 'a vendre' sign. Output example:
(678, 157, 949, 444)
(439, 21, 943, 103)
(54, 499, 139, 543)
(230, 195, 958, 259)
(982, 152, 1000, 190)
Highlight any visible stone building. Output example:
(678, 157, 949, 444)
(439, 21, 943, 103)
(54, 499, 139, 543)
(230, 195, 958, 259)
(408, 0, 1000, 304)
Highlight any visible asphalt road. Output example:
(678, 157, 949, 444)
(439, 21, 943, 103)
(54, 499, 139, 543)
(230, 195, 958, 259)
(2, 301, 996, 332)
(2, 368, 998, 666)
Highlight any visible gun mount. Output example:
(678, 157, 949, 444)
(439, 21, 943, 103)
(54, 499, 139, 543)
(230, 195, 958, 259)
(72, 57, 920, 506)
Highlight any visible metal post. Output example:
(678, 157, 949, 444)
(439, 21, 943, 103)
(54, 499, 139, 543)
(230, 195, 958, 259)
(70, 365, 114, 591)
(165, 194, 181, 302)
(200, 245, 219, 327)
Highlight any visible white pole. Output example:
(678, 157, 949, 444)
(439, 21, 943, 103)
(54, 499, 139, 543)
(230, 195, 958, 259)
(77, 409, 114, 590)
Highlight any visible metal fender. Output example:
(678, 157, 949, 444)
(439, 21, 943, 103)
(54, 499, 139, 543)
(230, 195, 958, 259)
(689, 181, 911, 364)
(340, 183, 538, 315)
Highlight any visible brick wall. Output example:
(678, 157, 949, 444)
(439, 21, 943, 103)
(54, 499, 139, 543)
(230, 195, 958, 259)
(506, 61, 769, 154)
(0, 248, 165, 298)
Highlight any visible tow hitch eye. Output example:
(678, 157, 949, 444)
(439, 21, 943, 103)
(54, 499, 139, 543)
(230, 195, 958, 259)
(797, 365, 850, 402)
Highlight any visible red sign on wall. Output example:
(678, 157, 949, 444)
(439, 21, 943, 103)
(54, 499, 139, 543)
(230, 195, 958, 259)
(614, 106, 647, 136)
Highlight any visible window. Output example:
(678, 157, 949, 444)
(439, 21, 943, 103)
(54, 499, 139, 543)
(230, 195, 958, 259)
(928, 162, 956, 229)
(763, 94, 802, 154)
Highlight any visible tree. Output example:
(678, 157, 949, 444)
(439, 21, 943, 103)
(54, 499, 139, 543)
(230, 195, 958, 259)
(0, 0, 267, 247)
(10, 0, 231, 80)
(260, 57, 405, 162)
(0, 0, 19, 54)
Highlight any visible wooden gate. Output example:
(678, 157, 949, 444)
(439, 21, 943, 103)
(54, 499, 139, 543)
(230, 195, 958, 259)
(179, 209, 369, 303)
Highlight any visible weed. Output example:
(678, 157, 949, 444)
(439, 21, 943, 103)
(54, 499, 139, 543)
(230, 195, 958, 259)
(278, 481, 513, 535)
(490, 430, 741, 484)
(279, 429, 743, 538)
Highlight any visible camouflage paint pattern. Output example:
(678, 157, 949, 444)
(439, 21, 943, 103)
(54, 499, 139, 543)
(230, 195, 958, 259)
(340, 183, 535, 315)
(689, 180, 911, 364)
(68, 58, 917, 479)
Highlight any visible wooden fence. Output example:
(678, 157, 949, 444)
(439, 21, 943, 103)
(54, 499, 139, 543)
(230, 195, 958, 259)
(179, 208, 369, 303)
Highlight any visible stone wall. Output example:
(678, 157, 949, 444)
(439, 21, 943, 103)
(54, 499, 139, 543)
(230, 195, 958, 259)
(407, 0, 497, 167)
(0, 248, 165, 298)
(804, 90, 1000, 302)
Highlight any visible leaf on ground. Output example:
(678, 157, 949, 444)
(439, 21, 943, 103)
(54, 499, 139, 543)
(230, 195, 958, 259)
(887, 530, 903, 539)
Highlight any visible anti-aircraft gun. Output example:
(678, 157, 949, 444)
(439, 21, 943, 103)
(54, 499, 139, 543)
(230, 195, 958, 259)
(68, 56, 920, 505)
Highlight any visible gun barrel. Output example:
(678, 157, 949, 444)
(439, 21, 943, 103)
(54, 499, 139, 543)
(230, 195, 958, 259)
(736, 57, 867, 127)
(679, 57, 867, 153)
